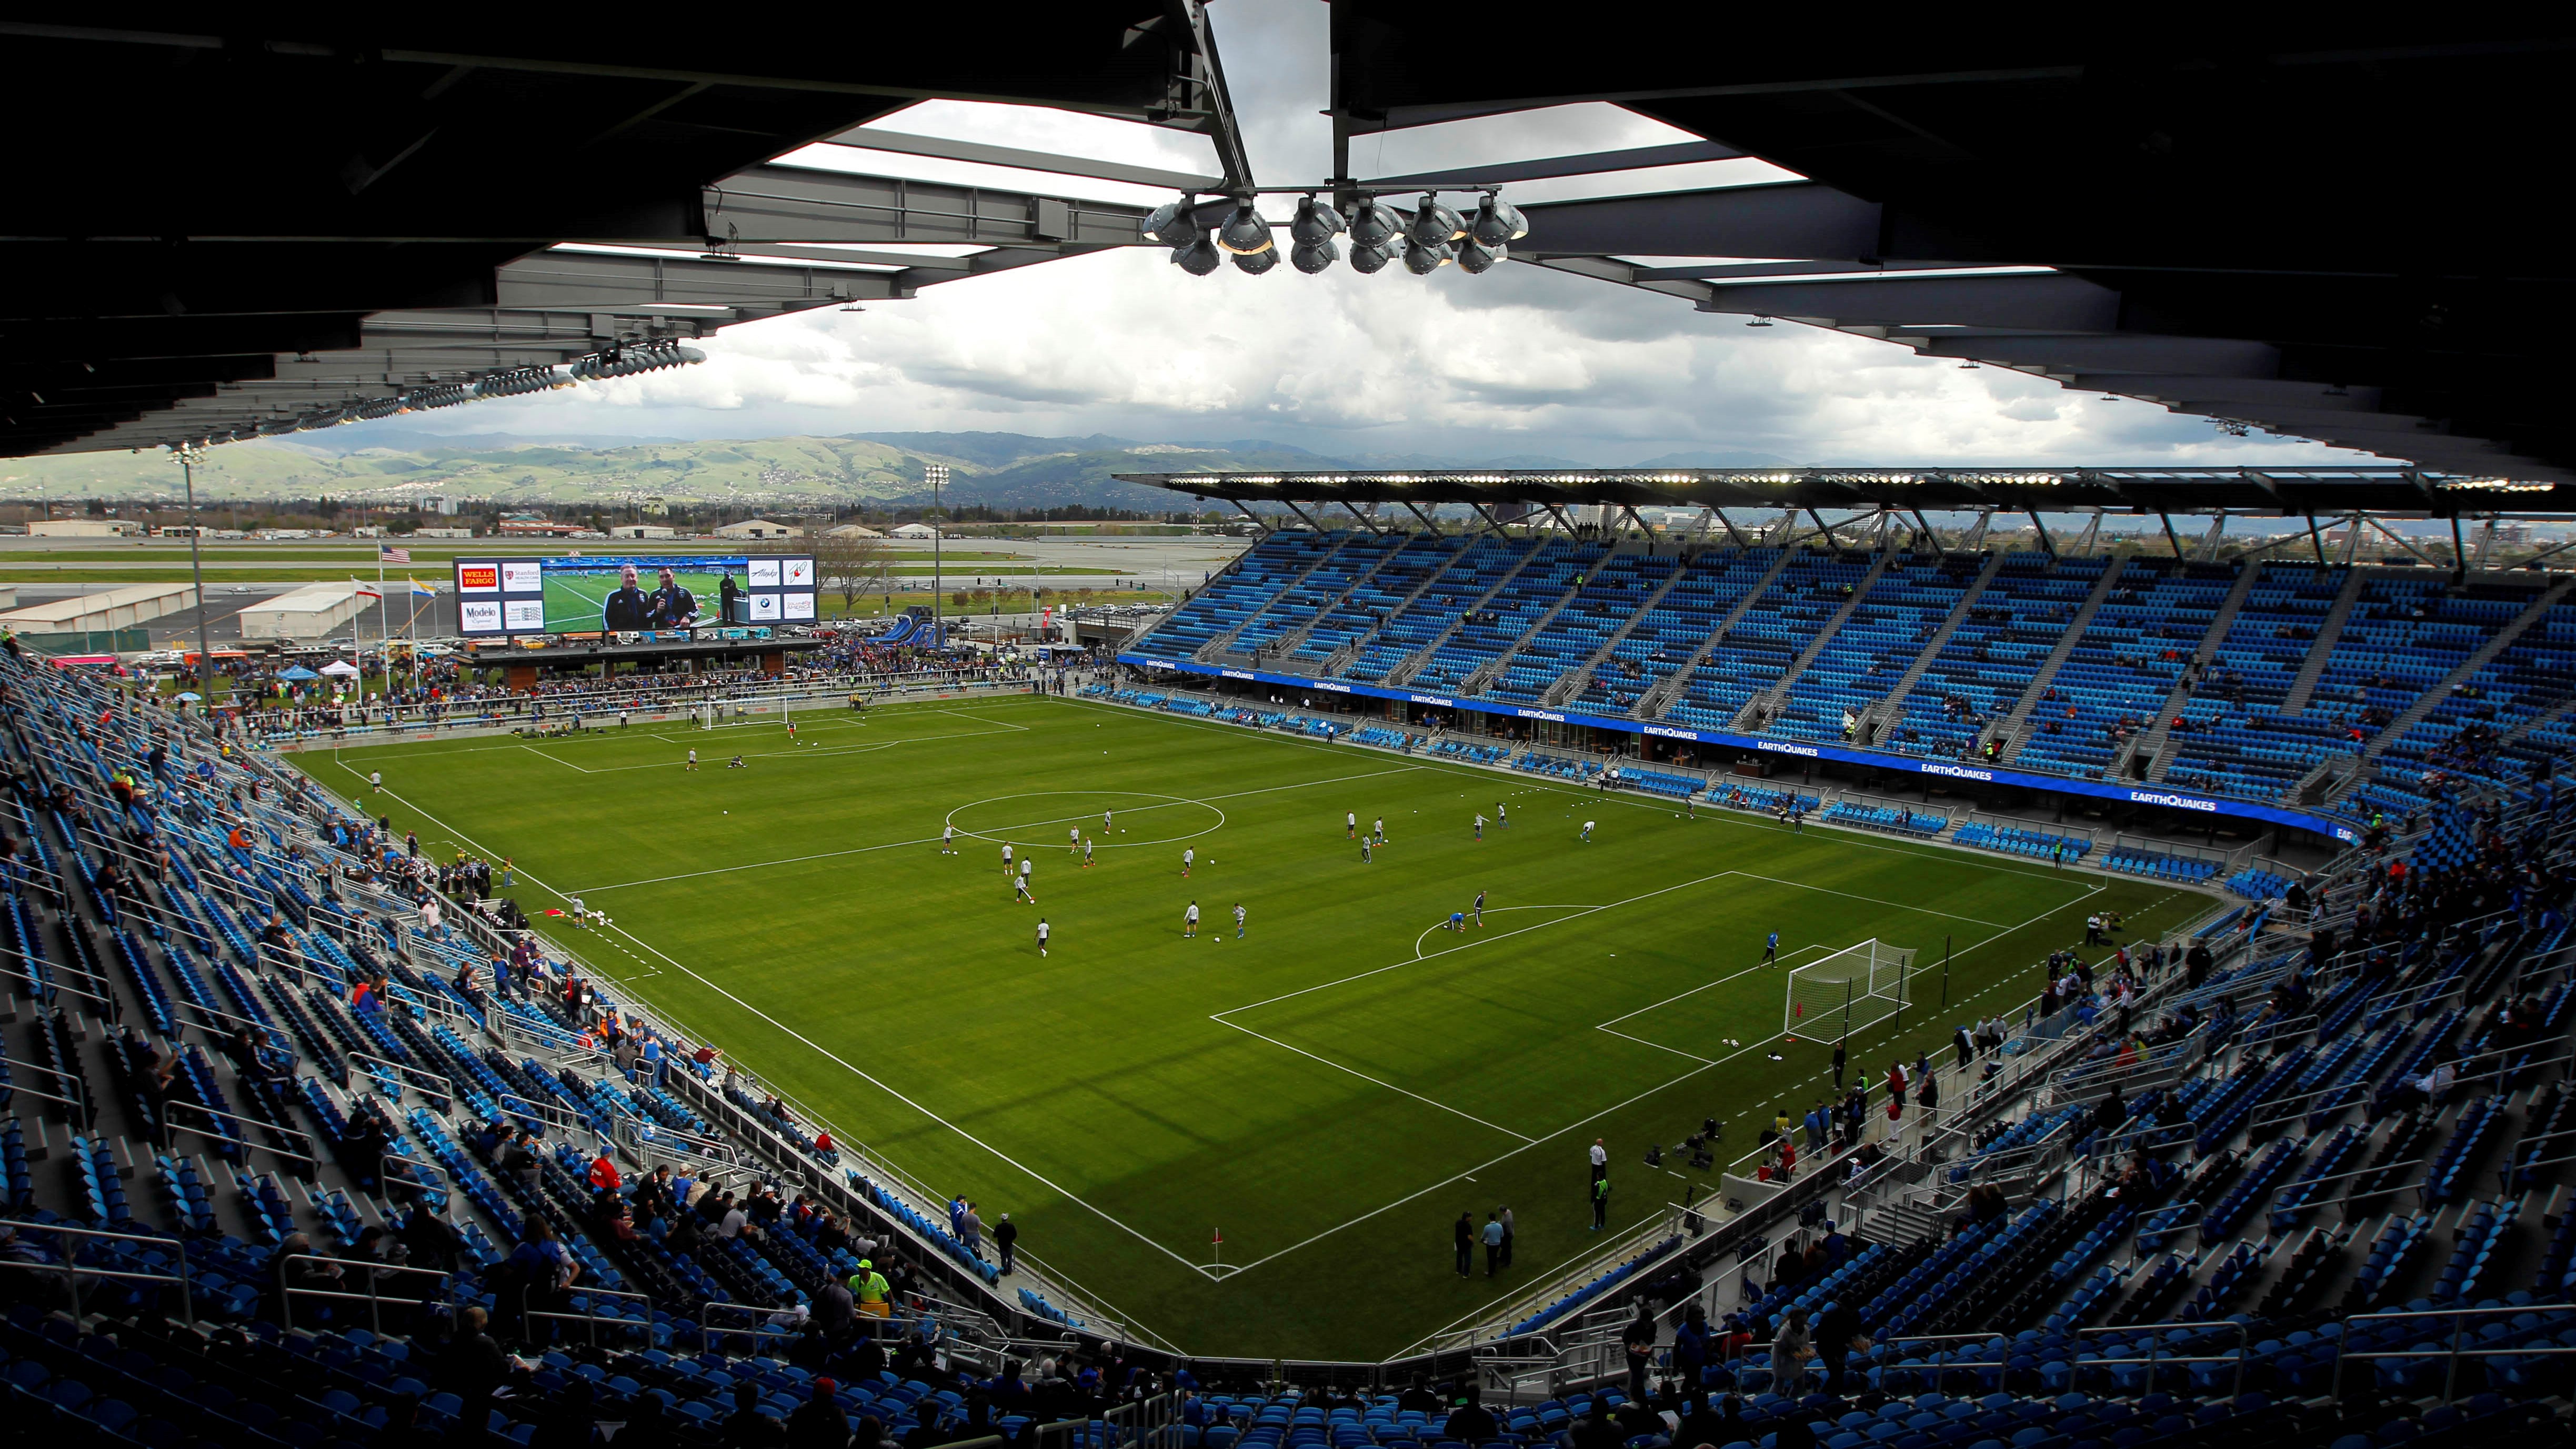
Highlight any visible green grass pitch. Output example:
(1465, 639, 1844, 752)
(299, 696, 2211, 1359)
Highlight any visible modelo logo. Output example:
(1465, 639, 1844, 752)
(1919, 763, 1995, 782)
(2129, 790, 2220, 813)
(1221, 670, 1256, 681)
(1516, 708, 1565, 723)
(1644, 725, 1699, 741)
(457, 565, 500, 591)
(1758, 740, 1819, 758)
(1407, 694, 1455, 707)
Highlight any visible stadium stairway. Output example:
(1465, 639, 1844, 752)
(1855, 551, 2006, 748)
(2124, 560, 2261, 782)
(1541, 557, 1691, 711)
(2315, 576, 2576, 809)
(1200, 530, 1360, 665)
(1993, 557, 2128, 762)
(1458, 545, 1615, 700)
(1384, 536, 1550, 688)
(1732, 550, 1896, 732)
(2276, 567, 2371, 716)
(1637, 548, 1801, 720)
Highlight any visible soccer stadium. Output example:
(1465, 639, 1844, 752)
(3, 12, 2575, 1449)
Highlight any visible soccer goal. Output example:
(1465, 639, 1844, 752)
(1783, 939, 1918, 1043)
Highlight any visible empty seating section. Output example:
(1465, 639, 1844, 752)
(1888, 553, 2095, 761)
(2100, 846, 2221, 883)
(1292, 534, 1456, 670)
(1954, 822, 2090, 861)
(1667, 550, 1866, 731)
(1480, 548, 1659, 706)
(1409, 539, 1589, 694)
(1138, 530, 1334, 658)
(2016, 558, 2231, 780)
(2161, 562, 2350, 801)
(1277, 534, 1408, 668)
(1819, 801, 1946, 836)
(1573, 552, 1745, 715)
(1341, 537, 1522, 683)
(1467, 542, 1612, 703)
(1767, 554, 1976, 744)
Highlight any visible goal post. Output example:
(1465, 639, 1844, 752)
(1783, 939, 1918, 1043)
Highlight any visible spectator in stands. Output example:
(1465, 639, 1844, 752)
(1441, 1388, 1500, 1444)
(1770, 1307, 1814, 1392)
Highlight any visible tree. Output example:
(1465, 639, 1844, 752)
(810, 528, 893, 613)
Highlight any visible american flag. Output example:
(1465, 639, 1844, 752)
(378, 545, 411, 564)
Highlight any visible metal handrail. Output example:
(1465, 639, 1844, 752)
(276, 1252, 455, 1334)
(2331, 1303, 2576, 1404)
(0, 1219, 195, 1325)
(520, 1281, 656, 1347)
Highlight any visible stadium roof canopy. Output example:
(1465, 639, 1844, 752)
(1320, 14, 2576, 483)
(0, 8, 1249, 458)
(10, 13, 2569, 489)
(1114, 466, 2568, 519)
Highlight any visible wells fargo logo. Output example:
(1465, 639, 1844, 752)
(458, 566, 500, 589)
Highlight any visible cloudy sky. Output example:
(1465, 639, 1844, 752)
(433, 3, 2377, 471)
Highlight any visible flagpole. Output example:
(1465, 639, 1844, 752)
(377, 549, 387, 705)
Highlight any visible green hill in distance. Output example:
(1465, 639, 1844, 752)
(0, 432, 1349, 513)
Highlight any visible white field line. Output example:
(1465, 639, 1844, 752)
(335, 760, 1222, 1281)
(1205, 877, 2121, 1280)
(571, 764, 1427, 893)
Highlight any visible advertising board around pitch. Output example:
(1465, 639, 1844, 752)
(452, 553, 817, 637)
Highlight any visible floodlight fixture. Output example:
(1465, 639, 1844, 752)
(1290, 194, 1347, 248)
(1348, 238, 1398, 274)
(1143, 196, 1202, 247)
(569, 340, 705, 381)
(1291, 237, 1340, 274)
(1408, 193, 1466, 247)
(1347, 197, 1401, 250)
(1216, 198, 1274, 255)
(1746, 316, 1775, 327)
(1231, 243, 1280, 275)
(1172, 232, 1223, 275)
(1402, 237, 1454, 275)
(1468, 193, 1528, 246)
(1456, 237, 1506, 274)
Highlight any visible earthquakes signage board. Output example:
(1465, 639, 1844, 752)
(1117, 651, 2360, 842)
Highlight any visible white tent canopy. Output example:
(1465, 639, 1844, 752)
(319, 660, 362, 677)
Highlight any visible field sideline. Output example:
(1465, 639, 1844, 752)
(299, 695, 2211, 1357)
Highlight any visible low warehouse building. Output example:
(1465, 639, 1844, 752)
(235, 583, 370, 641)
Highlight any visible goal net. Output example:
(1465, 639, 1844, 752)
(1783, 939, 1917, 1043)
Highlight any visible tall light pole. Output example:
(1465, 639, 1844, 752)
(925, 462, 948, 645)
(173, 444, 216, 703)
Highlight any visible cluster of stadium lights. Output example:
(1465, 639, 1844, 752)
(1144, 190, 1530, 276)
(178, 341, 706, 447)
